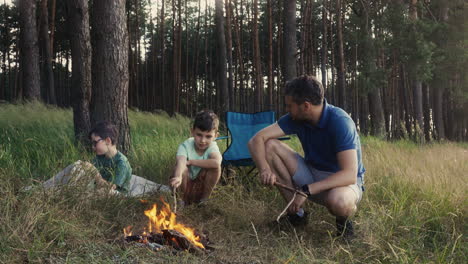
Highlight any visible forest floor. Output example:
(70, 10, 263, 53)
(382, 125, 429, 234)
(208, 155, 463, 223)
(0, 102, 466, 263)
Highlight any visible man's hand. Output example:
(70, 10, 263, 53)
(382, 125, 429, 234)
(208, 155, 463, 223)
(169, 176, 182, 188)
(260, 168, 276, 185)
(288, 193, 308, 214)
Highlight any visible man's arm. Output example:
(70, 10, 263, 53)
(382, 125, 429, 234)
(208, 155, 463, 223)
(247, 123, 286, 185)
(188, 151, 222, 169)
(306, 149, 358, 194)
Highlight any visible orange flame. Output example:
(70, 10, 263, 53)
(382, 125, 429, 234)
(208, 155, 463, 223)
(125, 198, 204, 249)
(123, 226, 133, 237)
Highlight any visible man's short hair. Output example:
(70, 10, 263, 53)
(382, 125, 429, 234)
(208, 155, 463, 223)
(88, 121, 118, 145)
(193, 110, 219, 132)
(284, 75, 324, 105)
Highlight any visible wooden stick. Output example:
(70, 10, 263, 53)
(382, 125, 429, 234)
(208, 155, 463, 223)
(274, 182, 308, 198)
(276, 191, 297, 223)
(172, 187, 177, 213)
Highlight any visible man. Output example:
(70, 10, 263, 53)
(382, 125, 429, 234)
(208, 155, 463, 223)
(248, 75, 365, 237)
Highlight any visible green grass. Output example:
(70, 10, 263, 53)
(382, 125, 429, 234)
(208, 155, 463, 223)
(0, 102, 466, 263)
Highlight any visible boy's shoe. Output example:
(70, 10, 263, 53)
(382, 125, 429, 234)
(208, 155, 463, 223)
(336, 217, 354, 238)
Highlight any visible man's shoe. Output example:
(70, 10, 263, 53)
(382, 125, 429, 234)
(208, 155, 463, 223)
(284, 211, 309, 227)
(336, 217, 354, 238)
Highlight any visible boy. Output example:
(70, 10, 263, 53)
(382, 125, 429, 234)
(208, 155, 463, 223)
(169, 110, 222, 204)
(41, 121, 132, 194)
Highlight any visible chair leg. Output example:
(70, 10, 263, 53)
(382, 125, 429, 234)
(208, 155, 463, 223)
(243, 166, 258, 192)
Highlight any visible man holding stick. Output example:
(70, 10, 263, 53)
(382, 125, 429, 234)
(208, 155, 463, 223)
(248, 75, 365, 238)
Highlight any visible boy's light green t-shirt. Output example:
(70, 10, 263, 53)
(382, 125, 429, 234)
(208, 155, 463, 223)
(176, 137, 220, 180)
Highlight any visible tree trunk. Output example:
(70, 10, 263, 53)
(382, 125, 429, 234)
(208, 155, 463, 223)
(360, 94, 369, 135)
(91, 0, 131, 154)
(321, 1, 328, 92)
(282, 0, 297, 82)
(67, 0, 92, 144)
(267, 0, 273, 110)
(433, 4, 448, 140)
(252, 0, 263, 112)
(159, 0, 166, 111)
(19, 0, 41, 100)
(409, 0, 424, 142)
(233, 0, 245, 112)
(336, 0, 346, 110)
(422, 83, 431, 141)
(40, 0, 56, 104)
(225, 0, 234, 111)
(215, 0, 229, 112)
(49, 0, 56, 52)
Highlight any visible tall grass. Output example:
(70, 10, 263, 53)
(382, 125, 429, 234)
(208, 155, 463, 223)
(0, 102, 466, 263)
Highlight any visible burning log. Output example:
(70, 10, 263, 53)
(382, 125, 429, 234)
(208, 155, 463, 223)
(124, 235, 144, 243)
(122, 198, 213, 253)
(163, 229, 202, 252)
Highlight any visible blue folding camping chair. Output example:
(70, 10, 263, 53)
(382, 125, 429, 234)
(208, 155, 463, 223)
(217, 111, 288, 187)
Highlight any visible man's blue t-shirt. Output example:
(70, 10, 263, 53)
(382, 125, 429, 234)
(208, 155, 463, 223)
(277, 100, 365, 186)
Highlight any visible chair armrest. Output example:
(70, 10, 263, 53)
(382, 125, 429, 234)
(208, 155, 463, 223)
(278, 136, 291, 141)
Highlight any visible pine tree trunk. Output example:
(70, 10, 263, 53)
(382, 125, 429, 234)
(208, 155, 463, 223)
(252, 0, 263, 112)
(67, 0, 91, 144)
(39, 0, 56, 104)
(321, 1, 328, 92)
(336, 0, 346, 110)
(91, 0, 131, 154)
(422, 83, 431, 141)
(225, 0, 234, 111)
(267, 0, 273, 109)
(19, 0, 41, 100)
(215, 0, 229, 111)
(282, 0, 297, 82)
(49, 0, 56, 52)
(160, 0, 166, 111)
(360, 94, 369, 135)
(409, 0, 424, 142)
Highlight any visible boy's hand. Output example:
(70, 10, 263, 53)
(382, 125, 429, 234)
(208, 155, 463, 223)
(170, 176, 182, 188)
(186, 160, 192, 166)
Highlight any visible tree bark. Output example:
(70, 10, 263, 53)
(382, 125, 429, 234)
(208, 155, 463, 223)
(265, 0, 274, 110)
(321, 1, 328, 92)
(336, 0, 346, 110)
(91, 0, 131, 154)
(225, 0, 234, 111)
(215, 0, 229, 111)
(282, 0, 297, 82)
(39, 0, 56, 104)
(19, 0, 41, 100)
(67, 0, 91, 144)
(409, 0, 424, 142)
(252, 0, 263, 112)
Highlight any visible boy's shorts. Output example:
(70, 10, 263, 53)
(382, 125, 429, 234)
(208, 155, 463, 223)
(292, 153, 364, 204)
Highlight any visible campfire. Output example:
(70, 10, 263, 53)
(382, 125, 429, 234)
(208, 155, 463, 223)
(123, 198, 212, 253)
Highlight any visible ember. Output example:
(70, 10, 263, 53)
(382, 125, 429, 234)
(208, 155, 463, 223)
(123, 198, 212, 252)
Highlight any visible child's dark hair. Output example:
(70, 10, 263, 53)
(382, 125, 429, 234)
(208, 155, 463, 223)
(193, 110, 219, 132)
(88, 121, 119, 145)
